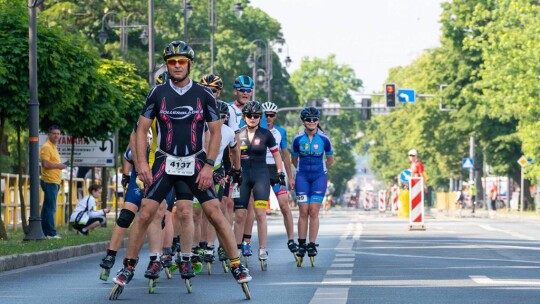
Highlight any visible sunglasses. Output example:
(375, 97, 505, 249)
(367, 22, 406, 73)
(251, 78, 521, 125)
(220, 114, 228, 119)
(237, 88, 252, 93)
(303, 117, 319, 123)
(166, 58, 189, 66)
(409, 154, 417, 157)
(245, 114, 261, 120)
(266, 113, 276, 118)
(211, 88, 220, 93)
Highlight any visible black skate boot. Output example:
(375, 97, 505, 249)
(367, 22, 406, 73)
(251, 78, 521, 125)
(178, 260, 195, 280)
(307, 243, 318, 257)
(144, 260, 162, 280)
(100, 253, 116, 269)
(287, 240, 299, 253)
(231, 263, 252, 283)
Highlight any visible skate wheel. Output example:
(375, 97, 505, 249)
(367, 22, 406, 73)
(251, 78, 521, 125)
(207, 262, 212, 275)
(100, 268, 110, 281)
(292, 253, 297, 262)
(260, 260, 267, 271)
(108, 284, 123, 300)
(242, 282, 251, 300)
(222, 260, 229, 273)
(310, 256, 315, 267)
(169, 263, 177, 273)
(185, 279, 193, 293)
(165, 267, 172, 279)
(148, 279, 156, 294)
(296, 256, 303, 267)
(193, 262, 203, 274)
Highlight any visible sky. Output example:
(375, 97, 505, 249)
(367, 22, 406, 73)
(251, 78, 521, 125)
(249, 0, 446, 94)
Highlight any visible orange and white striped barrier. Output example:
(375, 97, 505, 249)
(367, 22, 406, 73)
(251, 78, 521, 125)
(409, 177, 425, 230)
(391, 185, 399, 214)
(378, 190, 386, 212)
(363, 191, 370, 210)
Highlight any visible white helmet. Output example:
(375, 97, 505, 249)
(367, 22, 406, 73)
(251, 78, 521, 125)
(261, 101, 278, 113)
(408, 149, 417, 156)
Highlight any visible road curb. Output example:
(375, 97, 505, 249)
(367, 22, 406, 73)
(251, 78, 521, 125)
(0, 241, 109, 273)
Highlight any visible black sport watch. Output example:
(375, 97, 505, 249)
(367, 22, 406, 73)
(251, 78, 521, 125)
(205, 159, 215, 166)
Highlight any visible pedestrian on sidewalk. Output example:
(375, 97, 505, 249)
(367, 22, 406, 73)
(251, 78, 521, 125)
(40, 125, 67, 239)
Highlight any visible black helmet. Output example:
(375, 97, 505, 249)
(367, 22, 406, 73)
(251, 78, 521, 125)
(156, 71, 169, 85)
(300, 106, 321, 120)
(233, 75, 254, 89)
(242, 101, 263, 115)
(162, 40, 195, 61)
(201, 74, 224, 90)
(216, 101, 230, 115)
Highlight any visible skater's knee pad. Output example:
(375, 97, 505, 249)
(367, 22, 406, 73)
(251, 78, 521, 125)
(117, 209, 135, 228)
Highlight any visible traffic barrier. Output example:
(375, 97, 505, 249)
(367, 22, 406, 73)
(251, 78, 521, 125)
(391, 185, 399, 214)
(409, 177, 425, 230)
(363, 191, 370, 210)
(378, 190, 386, 212)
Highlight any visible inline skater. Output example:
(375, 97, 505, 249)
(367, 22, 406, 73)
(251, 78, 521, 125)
(228, 75, 267, 258)
(233, 101, 286, 269)
(291, 107, 334, 266)
(259, 101, 298, 254)
(111, 41, 250, 298)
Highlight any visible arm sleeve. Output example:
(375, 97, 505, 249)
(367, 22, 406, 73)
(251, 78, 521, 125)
(205, 93, 219, 123)
(290, 136, 299, 157)
(322, 135, 334, 156)
(140, 87, 158, 119)
(266, 130, 279, 154)
(277, 127, 287, 149)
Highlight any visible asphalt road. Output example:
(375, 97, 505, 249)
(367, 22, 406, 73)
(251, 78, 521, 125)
(1, 208, 540, 304)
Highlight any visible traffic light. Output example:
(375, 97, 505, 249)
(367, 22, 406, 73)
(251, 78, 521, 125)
(385, 83, 396, 108)
(361, 98, 371, 120)
(439, 84, 448, 110)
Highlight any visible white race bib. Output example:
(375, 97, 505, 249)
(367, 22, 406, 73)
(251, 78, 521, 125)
(296, 194, 307, 203)
(165, 155, 196, 176)
(232, 184, 240, 198)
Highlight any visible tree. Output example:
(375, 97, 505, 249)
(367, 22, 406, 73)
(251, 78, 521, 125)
(290, 55, 362, 195)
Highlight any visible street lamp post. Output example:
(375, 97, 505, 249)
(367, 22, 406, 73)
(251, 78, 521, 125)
(25, 0, 45, 241)
(98, 12, 149, 60)
(183, 0, 193, 42)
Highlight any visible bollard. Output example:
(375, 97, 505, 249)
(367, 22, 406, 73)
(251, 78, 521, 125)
(409, 177, 425, 230)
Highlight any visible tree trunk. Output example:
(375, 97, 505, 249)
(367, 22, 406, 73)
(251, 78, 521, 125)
(17, 125, 29, 233)
(0, 116, 9, 239)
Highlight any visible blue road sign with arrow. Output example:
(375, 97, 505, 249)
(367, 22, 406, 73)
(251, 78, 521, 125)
(398, 89, 416, 103)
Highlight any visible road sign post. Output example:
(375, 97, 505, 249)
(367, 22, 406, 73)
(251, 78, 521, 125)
(517, 156, 528, 216)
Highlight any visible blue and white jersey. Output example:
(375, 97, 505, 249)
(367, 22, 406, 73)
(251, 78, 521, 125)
(265, 125, 288, 165)
(291, 129, 333, 173)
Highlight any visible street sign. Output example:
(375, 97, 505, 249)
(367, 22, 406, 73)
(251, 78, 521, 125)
(400, 169, 411, 183)
(517, 155, 528, 167)
(39, 134, 116, 167)
(462, 158, 474, 169)
(397, 89, 416, 103)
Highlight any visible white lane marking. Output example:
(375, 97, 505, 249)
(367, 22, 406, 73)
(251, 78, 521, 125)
(327, 270, 353, 275)
(477, 224, 537, 241)
(470, 275, 540, 286)
(322, 278, 352, 284)
(335, 253, 355, 257)
(309, 288, 349, 304)
(334, 258, 354, 262)
(330, 263, 354, 268)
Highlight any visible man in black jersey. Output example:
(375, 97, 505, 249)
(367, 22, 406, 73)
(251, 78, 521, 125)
(113, 41, 251, 288)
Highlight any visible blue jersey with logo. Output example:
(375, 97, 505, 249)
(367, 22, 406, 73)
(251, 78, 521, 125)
(291, 129, 333, 173)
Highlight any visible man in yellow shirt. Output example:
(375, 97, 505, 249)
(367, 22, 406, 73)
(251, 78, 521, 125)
(40, 125, 67, 239)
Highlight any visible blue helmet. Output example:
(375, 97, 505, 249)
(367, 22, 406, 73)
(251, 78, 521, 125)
(233, 75, 254, 89)
(300, 106, 321, 120)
